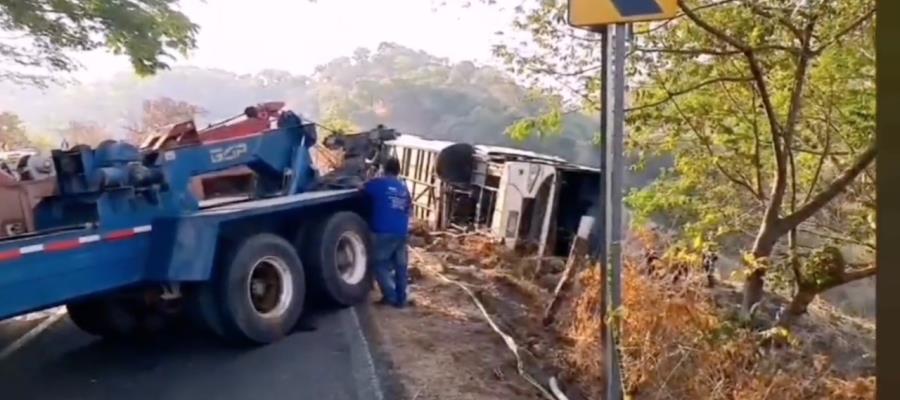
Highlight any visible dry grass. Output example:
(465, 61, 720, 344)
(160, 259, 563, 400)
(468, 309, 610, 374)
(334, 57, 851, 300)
(560, 230, 876, 400)
(394, 227, 874, 400)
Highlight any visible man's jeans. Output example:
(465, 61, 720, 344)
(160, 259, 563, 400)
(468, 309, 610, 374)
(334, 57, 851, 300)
(373, 233, 409, 307)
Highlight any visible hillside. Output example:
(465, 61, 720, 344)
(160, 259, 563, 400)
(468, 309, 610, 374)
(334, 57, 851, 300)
(0, 42, 601, 167)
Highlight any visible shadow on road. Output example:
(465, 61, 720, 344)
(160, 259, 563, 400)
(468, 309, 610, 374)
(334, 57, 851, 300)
(0, 308, 368, 400)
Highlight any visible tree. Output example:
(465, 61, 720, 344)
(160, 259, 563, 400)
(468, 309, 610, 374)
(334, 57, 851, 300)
(0, 43, 603, 166)
(58, 120, 110, 147)
(318, 104, 359, 135)
(126, 97, 206, 144)
(0, 111, 30, 149)
(485, 0, 876, 323)
(0, 0, 198, 86)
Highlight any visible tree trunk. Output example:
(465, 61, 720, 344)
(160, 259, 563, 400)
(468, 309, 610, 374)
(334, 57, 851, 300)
(741, 141, 876, 317)
(742, 223, 780, 315)
(542, 234, 589, 326)
(776, 288, 816, 327)
(777, 264, 877, 327)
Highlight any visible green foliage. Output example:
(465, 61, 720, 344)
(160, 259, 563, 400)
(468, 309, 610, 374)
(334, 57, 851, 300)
(625, 0, 875, 252)
(800, 246, 846, 290)
(505, 107, 563, 141)
(486, 0, 875, 257)
(472, 0, 878, 310)
(0, 0, 198, 85)
(318, 105, 359, 135)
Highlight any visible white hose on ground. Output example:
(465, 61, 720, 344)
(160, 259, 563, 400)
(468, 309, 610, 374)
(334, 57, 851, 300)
(409, 246, 570, 400)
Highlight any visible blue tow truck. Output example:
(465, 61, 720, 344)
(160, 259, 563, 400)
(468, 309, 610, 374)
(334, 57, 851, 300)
(0, 105, 385, 345)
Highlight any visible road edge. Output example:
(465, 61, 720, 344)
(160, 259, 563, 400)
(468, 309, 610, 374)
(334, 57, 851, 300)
(351, 304, 410, 400)
(0, 308, 66, 361)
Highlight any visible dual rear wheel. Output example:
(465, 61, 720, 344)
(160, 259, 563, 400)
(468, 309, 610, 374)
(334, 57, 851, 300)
(67, 211, 374, 346)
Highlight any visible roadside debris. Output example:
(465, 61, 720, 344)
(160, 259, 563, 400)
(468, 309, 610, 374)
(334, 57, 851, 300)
(420, 247, 570, 400)
(543, 217, 594, 327)
(372, 225, 588, 399)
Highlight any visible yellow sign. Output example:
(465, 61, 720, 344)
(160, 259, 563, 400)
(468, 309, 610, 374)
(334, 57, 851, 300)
(568, 0, 678, 28)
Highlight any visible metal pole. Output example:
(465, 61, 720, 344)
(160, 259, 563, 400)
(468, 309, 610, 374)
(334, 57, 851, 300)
(594, 27, 609, 262)
(596, 24, 611, 397)
(604, 22, 628, 400)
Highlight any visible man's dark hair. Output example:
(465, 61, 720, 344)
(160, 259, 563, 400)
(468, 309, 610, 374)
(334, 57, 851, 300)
(383, 157, 401, 176)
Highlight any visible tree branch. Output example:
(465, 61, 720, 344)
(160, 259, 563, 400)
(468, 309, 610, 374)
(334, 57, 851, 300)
(780, 140, 877, 231)
(658, 72, 763, 201)
(743, 1, 804, 40)
(529, 64, 602, 77)
(841, 264, 877, 283)
(678, 0, 786, 225)
(803, 130, 830, 204)
(631, 44, 799, 57)
(625, 76, 753, 112)
(677, 0, 748, 50)
(814, 7, 876, 54)
(777, 16, 818, 221)
(798, 227, 876, 251)
(632, 0, 741, 36)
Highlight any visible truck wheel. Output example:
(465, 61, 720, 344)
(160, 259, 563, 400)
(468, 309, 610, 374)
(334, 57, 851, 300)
(66, 298, 164, 339)
(66, 301, 110, 337)
(301, 212, 373, 307)
(208, 233, 306, 345)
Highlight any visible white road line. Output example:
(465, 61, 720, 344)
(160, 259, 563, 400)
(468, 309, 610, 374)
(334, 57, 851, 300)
(349, 307, 385, 400)
(0, 308, 66, 360)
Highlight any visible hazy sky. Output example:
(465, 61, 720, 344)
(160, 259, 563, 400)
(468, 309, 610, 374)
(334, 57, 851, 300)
(73, 0, 514, 82)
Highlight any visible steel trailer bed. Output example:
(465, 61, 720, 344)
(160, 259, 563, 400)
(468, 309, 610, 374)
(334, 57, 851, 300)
(0, 189, 361, 321)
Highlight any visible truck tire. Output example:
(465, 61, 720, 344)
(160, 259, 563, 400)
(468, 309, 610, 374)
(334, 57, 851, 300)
(66, 298, 165, 339)
(66, 301, 109, 337)
(200, 233, 306, 345)
(301, 211, 373, 307)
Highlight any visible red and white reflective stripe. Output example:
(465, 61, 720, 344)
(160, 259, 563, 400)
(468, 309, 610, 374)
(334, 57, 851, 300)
(0, 225, 152, 262)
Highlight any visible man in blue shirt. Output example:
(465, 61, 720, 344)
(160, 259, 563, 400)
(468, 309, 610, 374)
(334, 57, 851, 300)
(362, 157, 412, 308)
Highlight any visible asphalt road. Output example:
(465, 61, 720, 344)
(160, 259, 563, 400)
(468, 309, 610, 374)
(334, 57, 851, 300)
(0, 307, 393, 400)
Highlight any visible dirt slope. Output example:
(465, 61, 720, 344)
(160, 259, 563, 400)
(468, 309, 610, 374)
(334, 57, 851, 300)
(371, 229, 876, 400)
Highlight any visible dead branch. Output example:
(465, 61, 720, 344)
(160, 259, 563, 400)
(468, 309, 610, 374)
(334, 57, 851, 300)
(543, 235, 590, 326)
(429, 231, 482, 239)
